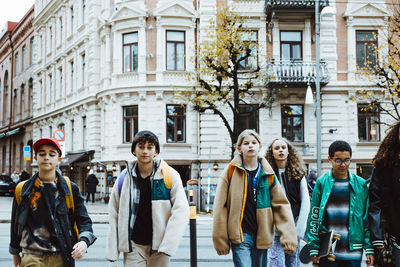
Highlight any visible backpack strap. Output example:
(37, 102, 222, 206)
(118, 169, 128, 196)
(227, 164, 236, 183)
(161, 160, 172, 191)
(63, 176, 79, 240)
(15, 180, 28, 205)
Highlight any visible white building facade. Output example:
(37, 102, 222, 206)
(31, 0, 395, 207)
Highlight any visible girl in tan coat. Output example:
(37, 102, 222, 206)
(213, 130, 297, 267)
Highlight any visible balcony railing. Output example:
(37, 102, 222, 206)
(265, 59, 329, 87)
(265, 0, 329, 21)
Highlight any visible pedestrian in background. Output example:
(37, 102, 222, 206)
(306, 140, 374, 266)
(85, 169, 98, 203)
(19, 169, 30, 182)
(106, 130, 189, 267)
(306, 167, 317, 196)
(9, 138, 96, 267)
(265, 138, 310, 266)
(368, 120, 400, 266)
(213, 129, 297, 267)
(11, 169, 20, 183)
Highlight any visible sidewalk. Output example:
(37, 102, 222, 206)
(0, 196, 214, 224)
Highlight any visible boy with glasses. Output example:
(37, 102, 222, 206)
(306, 140, 374, 267)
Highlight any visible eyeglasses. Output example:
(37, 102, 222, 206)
(333, 158, 351, 166)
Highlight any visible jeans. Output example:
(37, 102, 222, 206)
(268, 235, 299, 266)
(231, 232, 267, 267)
(319, 257, 361, 267)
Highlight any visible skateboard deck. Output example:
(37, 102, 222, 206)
(299, 230, 341, 264)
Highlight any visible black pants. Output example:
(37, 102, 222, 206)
(86, 192, 95, 203)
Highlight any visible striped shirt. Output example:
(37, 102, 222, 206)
(324, 178, 362, 261)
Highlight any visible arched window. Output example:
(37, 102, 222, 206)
(28, 78, 33, 116)
(3, 71, 9, 122)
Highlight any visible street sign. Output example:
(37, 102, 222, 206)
(53, 129, 65, 142)
(23, 146, 31, 161)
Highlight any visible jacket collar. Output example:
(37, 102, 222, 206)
(230, 154, 274, 175)
(129, 158, 162, 180)
(327, 168, 356, 189)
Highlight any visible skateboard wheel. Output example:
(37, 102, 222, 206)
(333, 233, 341, 240)
(327, 254, 336, 261)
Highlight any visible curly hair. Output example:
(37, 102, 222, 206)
(372, 121, 400, 167)
(265, 138, 305, 181)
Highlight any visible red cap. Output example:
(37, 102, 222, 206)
(33, 138, 62, 155)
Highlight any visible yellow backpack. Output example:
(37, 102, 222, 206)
(15, 176, 79, 240)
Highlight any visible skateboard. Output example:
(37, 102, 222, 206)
(299, 230, 341, 266)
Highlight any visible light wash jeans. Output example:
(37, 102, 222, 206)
(231, 232, 268, 267)
(268, 235, 299, 267)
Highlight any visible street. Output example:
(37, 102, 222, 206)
(0, 196, 370, 267)
(0, 221, 233, 267)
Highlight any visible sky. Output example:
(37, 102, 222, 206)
(0, 0, 35, 32)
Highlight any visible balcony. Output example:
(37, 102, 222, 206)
(265, 59, 329, 87)
(265, 0, 329, 21)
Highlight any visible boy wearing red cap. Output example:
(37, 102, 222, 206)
(9, 138, 96, 267)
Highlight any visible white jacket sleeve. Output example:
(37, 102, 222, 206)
(157, 171, 190, 256)
(105, 182, 120, 261)
(296, 176, 310, 240)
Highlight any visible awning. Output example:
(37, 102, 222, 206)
(0, 127, 23, 140)
(59, 150, 94, 167)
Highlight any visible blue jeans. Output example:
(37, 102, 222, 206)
(231, 232, 268, 267)
(319, 257, 361, 267)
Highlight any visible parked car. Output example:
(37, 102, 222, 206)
(0, 174, 16, 196)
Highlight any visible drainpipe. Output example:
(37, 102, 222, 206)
(315, 0, 322, 176)
(7, 31, 15, 176)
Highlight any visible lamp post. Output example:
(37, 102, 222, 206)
(315, 0, 322, 176)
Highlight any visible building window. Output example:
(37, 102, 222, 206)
(58, 123, 65, 131)
(49, 26, 53, 51)
(49, 126, 53, 138)
(30, 37, 34, 65)
(48, 74, 52, 103)
(280, 31, 302, 60)
(15, 53, 19, 75)
(281, 104, 304, 142)
(356, 163, 374, 180)
(237, 104, 259, 134)
(71, 120, 74, 151)
(356, 30, 378, 69)
(3, 72, 8, 121)
(38, 80, 43, 107)
(166, 104, 186, 143)
(58, 67, 63, 99)
(29, 79, 33, 115)
(358, 104, 380, 141)
(22, 45, 26, 71)
(82, 0, 86, 25)
(166, 31, 185, 71)
(13, 89, 17, 122)
(238, 31, 258, 70)
(81, 54, 85, 87)
(70, 7, 74, 34)
(123, 32, 138, 72)
(123, 105, 138, 143)
(82, 116, 86, 149)
(20, 85, 25, 119)
(59, 17, 63, 44)
(70, 60, 74, 92)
